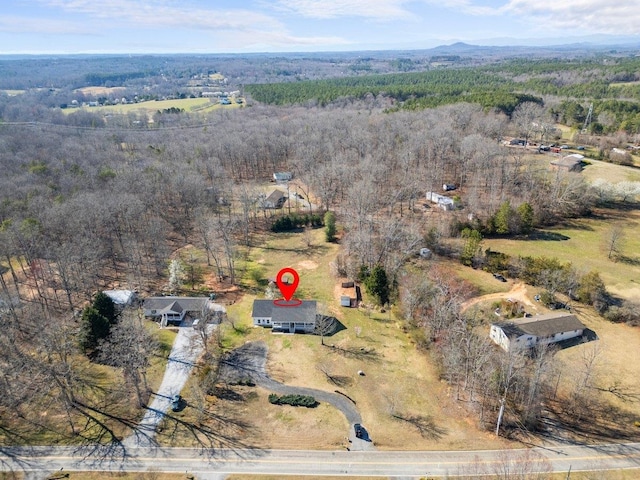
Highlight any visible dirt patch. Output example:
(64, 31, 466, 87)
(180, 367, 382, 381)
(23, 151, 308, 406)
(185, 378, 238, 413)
(297, 260, 318, 270)
(461, 281, 539, 312)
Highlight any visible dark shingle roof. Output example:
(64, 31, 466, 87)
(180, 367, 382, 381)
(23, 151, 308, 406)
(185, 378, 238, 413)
(493, 312, 585, 339)
(252, 299, 274, 317)
(144, 297, 208, 313)
(252, 299, 317, 323)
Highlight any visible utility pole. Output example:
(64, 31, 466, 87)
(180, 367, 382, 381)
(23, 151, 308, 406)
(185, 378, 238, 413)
(495, 397, 505, 436)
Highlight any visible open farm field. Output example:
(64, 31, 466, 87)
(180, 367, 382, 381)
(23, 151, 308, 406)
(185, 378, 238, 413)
(161, 228, 508, 451)
(75, 86, 126, 96)
(582, 158, 640, 183)
(62, 97, 241, 115)
(483, 207, 640, 300)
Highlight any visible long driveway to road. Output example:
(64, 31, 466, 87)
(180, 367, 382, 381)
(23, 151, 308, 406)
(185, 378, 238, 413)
(123, 304, 224, 448)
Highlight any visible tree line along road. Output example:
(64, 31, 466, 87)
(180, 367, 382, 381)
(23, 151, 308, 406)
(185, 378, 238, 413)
(2, 443, 640, 478)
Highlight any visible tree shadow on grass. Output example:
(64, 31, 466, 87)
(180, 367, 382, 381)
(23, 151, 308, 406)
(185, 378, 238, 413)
(391, 413, 447, 440)
(157, 406, 258, 454)
(324, 343, 381, 362)
(525, 231, 571, 241)
(616, 255, 640, 266)
(540, 397, 640, 444)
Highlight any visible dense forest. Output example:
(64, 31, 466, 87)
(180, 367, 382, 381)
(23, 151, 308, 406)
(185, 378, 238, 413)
(246, 57, 640, 134)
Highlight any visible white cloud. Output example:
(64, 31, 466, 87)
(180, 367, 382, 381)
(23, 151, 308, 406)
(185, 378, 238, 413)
(502, 0, 640, 34)
(271, 0, 414, 20)
(39, 0, 282, 30)
(0, 14, 96, 34)
(27, 0, 352, 50)
(216, 29, 350, 51)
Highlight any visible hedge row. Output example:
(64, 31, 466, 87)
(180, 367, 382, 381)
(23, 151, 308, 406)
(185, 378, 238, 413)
(268, 393, 318, 407)
(271, 213, 324, 232)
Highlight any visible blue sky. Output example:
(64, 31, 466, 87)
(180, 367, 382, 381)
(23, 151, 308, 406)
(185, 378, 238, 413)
(1, 0, 639, 54)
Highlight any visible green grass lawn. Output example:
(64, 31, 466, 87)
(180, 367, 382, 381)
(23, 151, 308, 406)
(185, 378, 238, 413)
(582, 158, 640, 183)
(483, 207, 640, 300)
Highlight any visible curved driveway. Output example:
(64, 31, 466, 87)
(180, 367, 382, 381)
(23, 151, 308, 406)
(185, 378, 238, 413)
(219, 341, 372, 449)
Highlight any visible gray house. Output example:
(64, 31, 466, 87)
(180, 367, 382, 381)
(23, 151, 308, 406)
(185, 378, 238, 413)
(490, 312, 586, 352)
(273, 172, 293, 183)
(144, 296, 209, 327)
(262, 189, 287, 209)
(252, 299, 317, 333)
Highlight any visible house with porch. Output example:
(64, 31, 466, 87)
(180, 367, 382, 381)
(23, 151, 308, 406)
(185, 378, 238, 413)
(490, 312, 586, 352)
(144, 296, 209, 327)
(252, 299, 317, 333)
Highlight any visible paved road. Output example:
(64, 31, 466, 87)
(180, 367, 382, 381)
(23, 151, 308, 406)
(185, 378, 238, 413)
(2, 443, 640, 478)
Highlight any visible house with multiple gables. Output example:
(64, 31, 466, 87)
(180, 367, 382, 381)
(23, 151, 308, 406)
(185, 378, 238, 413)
(252, 299, 317, 333)
(490, 312, 586, 352)
(144, 296, 209, 327)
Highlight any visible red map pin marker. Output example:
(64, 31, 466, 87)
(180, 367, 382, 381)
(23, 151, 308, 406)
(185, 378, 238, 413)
(276, 267, 299, 301)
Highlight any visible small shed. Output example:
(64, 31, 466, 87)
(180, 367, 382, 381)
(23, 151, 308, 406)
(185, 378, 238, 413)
(338, 281, 360, 308)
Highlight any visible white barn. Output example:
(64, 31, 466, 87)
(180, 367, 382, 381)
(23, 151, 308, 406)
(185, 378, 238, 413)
(490, 312, 586, 352)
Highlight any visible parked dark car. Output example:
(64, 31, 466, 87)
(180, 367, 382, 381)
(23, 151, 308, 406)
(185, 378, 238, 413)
(354, 423, 364, 439)
(171, 394, 182, 412)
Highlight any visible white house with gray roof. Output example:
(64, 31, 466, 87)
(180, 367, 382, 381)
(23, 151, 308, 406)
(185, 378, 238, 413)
(252, 299, 317, 333)
(144, 296, 209, 327)
(490, 312, 586, 352)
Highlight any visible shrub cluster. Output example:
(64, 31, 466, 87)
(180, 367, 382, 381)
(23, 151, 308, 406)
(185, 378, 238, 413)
(268, 393, 318, 407)
(271, 213, 323, 232)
